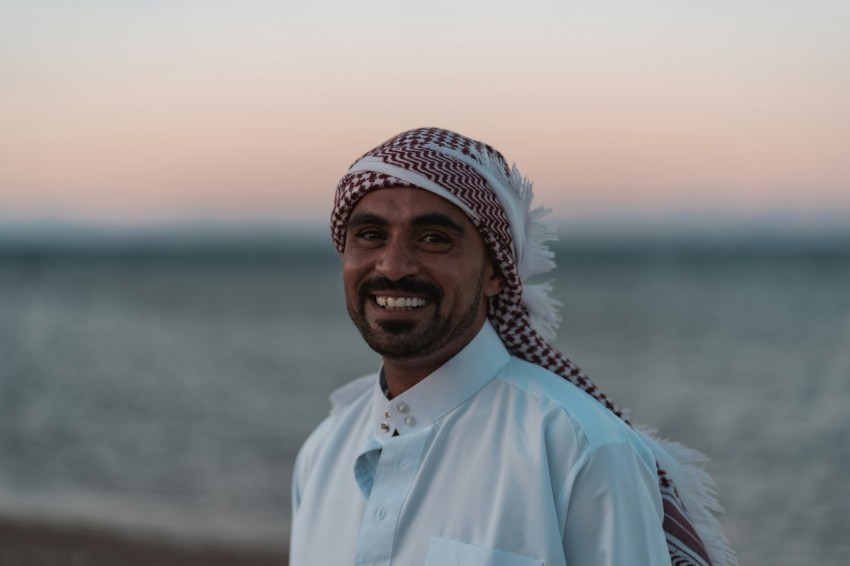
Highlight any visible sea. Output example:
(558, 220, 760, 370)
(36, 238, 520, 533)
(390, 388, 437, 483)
(1, 224, 848, 565)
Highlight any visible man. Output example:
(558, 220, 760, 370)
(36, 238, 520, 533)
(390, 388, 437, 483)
(290, 128, 735, 565)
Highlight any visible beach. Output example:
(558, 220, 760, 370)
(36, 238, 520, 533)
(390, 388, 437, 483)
(0, 516, 287, 566)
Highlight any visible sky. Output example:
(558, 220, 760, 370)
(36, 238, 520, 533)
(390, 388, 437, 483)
(1, 0, 848, 228)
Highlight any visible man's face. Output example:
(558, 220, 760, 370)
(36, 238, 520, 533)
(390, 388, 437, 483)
(342, 187, 503, 367)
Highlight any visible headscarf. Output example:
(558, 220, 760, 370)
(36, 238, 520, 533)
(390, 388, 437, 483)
(332, 127, 736, 566)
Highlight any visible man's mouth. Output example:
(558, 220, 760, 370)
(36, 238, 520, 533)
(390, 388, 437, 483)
(373, 296, 429, 310)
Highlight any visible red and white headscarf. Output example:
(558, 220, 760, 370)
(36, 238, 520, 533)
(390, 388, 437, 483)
(332, 127, 736, 566)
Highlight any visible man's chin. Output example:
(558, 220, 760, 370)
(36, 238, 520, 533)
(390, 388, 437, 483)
(364, 337, 414, 359)
(375, 319, 417, 334)
(360, 324, 437, 361)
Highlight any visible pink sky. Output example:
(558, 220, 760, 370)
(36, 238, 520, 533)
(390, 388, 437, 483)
(2, 0, 848, 225)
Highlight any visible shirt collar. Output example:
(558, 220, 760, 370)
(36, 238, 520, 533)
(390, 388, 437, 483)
(368, 320, 510, 438)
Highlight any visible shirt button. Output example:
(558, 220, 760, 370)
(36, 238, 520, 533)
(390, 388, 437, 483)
(403, 415, 416, 427)
(380, 422, 390, 433)
(397, 402, 409, 414)
(375, 507, 387, 520)
(384, 410, 391, 419)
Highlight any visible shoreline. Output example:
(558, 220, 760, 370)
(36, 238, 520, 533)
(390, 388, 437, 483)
(0, 515, 288, 565)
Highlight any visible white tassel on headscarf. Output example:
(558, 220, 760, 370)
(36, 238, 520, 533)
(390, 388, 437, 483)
(637, 426, 739, 566)
(424, 143, 562, 342)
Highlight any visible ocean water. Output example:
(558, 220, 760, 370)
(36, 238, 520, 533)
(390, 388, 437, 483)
(1, 233, 849, 564)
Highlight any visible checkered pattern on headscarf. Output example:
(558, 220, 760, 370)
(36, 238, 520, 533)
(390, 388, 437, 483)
(331, 127, 718, 566)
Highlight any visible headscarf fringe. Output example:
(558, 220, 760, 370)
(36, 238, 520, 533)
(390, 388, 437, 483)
(523, 205, 557, 280)
(491, 157, 558, 282)
(637, 426, 740, 566)
(523, 281, 562, 343)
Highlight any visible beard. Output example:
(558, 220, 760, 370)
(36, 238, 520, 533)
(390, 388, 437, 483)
(347, 267, 486, 362)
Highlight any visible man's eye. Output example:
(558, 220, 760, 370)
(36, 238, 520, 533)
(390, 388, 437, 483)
(422, 233, 450, 245)
(358, 230, 384, 241)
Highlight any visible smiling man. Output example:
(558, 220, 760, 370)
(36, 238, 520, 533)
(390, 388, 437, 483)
(290, 128, 735, 566)
(343, 188, 503, 394)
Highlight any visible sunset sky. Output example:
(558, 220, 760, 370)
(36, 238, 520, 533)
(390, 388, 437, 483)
(2, 0, 848, 227)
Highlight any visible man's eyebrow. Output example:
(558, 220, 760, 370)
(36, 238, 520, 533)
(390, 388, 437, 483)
(347, 212, 388, 228)
(347, 211, 466, 235)
(411, 213, 466, 235)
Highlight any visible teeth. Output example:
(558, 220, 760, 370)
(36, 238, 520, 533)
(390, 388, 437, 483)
(375, 296, 427, 309)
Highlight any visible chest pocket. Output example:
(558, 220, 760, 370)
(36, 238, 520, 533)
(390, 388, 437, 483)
(424, 537, 543, 566)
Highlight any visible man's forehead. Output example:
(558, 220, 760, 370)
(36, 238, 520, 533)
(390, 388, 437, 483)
(348, 187, 474, 228)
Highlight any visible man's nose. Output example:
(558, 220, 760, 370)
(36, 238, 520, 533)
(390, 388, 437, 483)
(375, 237, 419, 281)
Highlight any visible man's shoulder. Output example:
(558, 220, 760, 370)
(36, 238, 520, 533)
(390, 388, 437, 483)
(294, 374, 376, 472)
(300, 373, 376, 449)
(494, 356, 601, 408)
(492, 356, 634, 445)
(329, 373, 376, 414)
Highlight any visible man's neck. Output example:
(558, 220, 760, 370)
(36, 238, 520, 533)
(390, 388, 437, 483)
(381, 359, 437, 399)
(380, 319, 489, 398)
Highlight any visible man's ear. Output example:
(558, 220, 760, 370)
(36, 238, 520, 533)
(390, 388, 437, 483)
(482, 256, 506, 298)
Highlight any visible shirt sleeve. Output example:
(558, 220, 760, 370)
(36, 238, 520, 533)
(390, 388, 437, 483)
(562, 440, 672, 566)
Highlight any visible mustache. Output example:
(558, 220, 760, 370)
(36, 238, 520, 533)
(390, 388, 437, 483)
(358, 276, 442, 301)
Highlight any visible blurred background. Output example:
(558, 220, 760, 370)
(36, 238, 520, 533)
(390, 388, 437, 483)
(1, 1, 849, 564)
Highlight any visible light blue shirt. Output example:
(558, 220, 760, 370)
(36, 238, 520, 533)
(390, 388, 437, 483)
(291, 322, 671, 565)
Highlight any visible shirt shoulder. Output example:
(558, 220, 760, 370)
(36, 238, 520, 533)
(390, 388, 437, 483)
(492, 357, 642, 450)
(294, 374, 375, 477)
(489, 358, 661, 506)
(329, 373, 376, 414)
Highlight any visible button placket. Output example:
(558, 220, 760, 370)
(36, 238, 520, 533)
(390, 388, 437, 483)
(379, 408, 392, 434)
(354, 425, 432, 566)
